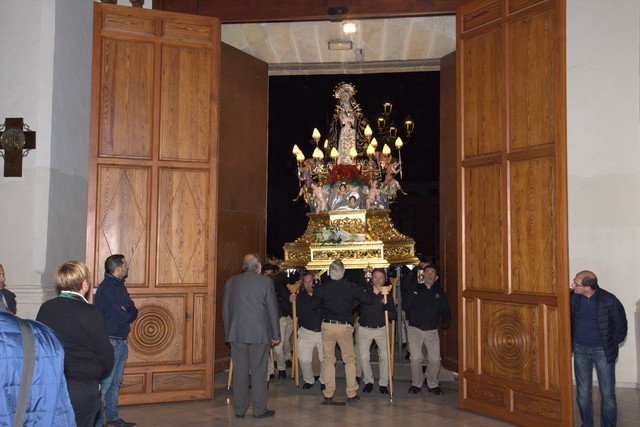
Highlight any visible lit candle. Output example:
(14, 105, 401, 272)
(292, 144, 300, 155)
(296, 151, 305, 162)
(382, 144, 391, 156)
(313, 147, 324, 160)
(366, 143, 375, 156)
(349, 147, 358, 159)
(324, 139, 329, 149)
(395, 137, 403, 150)
(312, 128, 321, 143)
(364, 125, 373, 140)
(371, 137, 378, 148)
(330, 147, 339, 159)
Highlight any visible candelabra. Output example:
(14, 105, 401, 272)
(373, 102, 414, 178)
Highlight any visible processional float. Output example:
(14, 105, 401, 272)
(281, 83, 419, 400)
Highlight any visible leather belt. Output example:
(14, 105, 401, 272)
(323, 319, 349, 325)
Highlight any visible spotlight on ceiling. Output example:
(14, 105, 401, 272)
(342, 21, 356, 34)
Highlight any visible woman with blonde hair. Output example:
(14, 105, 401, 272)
(37, 261, 114, 427)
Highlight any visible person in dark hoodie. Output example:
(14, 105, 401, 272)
(37, 261, 114, 427)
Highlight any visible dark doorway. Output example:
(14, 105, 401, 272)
(267, 72, 440, 261)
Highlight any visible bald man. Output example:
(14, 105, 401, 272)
(223, 254, 280, 419)
(570, 270, 627, 427)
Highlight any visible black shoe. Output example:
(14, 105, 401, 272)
(314, 375, 320, 381)
(363, 383, 373, 393)
(347, 395, 360, 402)
(355, 376, 361, 385)
(107, 420, 137, 427)
(404, 352, 410, 360)
(269, 373, 275, 379)
(235, 414, 245, 419)
(428, 386, 444, 396)
(324, 396, 333, 402)
(379, 386, 389, 394)
(253, 409, 275, 418)
(408, 386, 421, 394)
(302, 382, 314, 389)
(320, 383, 326, 391)
(285, 359, 292, 368)
(278, 370, 286, 379)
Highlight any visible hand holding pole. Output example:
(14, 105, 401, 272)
(381, 285, 394, 400)
(287, 280, 302, 388)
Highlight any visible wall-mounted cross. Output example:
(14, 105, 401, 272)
(0, 118, 36, 177)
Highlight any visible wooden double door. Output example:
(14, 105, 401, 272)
(87, 0, 572, 425)
(86, 3, 267, 404)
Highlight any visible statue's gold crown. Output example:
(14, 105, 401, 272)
(333, 82, 356, 99)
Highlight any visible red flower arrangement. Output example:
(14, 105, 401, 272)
(327, 164, 370, 187)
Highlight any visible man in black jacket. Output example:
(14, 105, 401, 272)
(264, 264, 293, 379)
(570, 270, 627, 427)
(403, 265, 450, 396)
(312, 259, 374, 401)
(291, 271, 324, 389)
(357, 269, 396, 394)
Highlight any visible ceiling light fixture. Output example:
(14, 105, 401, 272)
(328, 40, 353, 50)
(342, 21, 356, 34)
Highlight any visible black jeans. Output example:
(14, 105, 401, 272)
(66, 378, 101, 427)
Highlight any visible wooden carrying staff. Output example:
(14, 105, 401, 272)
(381, 284, 394, 400)
(389, 277, 400, 369)
(287, 281, 301, 388)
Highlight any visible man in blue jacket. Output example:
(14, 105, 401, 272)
(95, 255, 138, 427)
(570, 270, 627, 427)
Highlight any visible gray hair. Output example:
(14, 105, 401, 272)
(329, 259, 345, 280)
(242, 253, 261, 272)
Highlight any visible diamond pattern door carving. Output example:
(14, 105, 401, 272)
(87, 3, 220, 404)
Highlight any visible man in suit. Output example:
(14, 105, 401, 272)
(223, 254, 280, 419)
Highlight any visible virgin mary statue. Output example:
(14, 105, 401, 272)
(327, 82, 369, 164)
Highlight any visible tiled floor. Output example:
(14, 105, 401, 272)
(116, 372, 640, 426)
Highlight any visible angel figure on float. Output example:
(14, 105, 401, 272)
(310, 182, 328, 213)
(380, 172, 407, 202)
(366, 180, 382, 209)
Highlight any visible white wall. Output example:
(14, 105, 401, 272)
(0, 0, 58, 318)
(567, 0, 640, 387)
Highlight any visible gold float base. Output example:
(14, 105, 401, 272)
(281, 209, 418, 270)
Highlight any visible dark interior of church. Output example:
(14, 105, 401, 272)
(267, 72, 441, 261)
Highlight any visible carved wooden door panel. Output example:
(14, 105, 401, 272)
(87, 3, 220, 404)
(457, 0, 572, 425)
